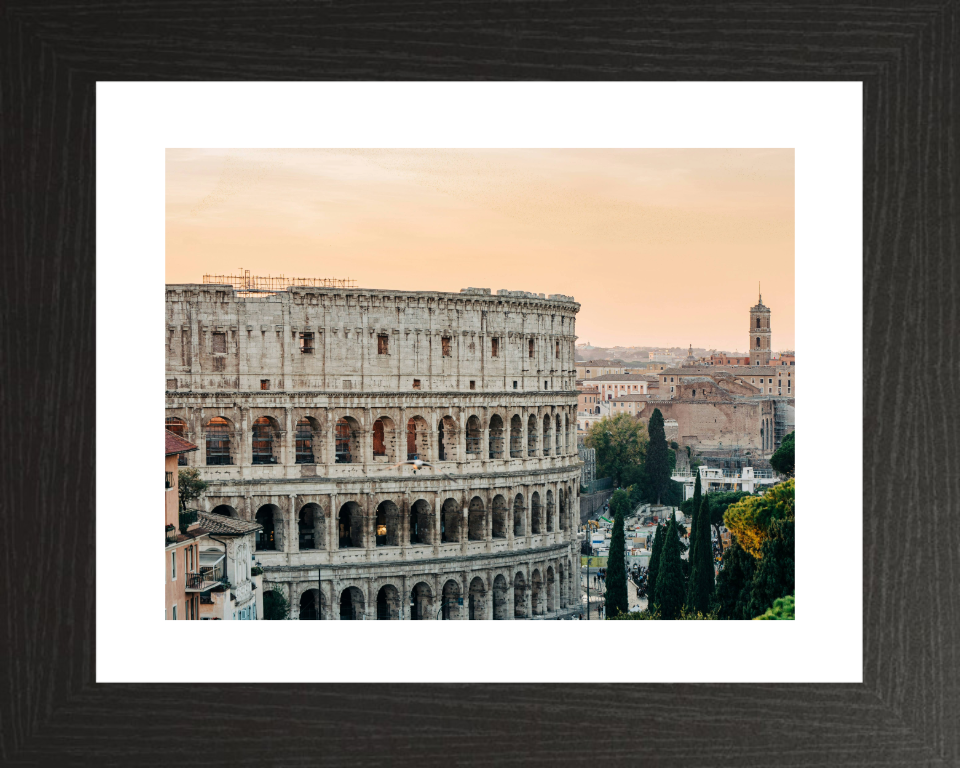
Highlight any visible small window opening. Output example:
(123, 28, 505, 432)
(469, 380, 476, 390)
(377, 334, 389, 355)
(555, 341, 560, 359)
(300, 332, 314, 354)
(528, 339, 535, 358)
(412, 379, 421, 390)
(491, 338, 499, 357)
(260, 379, 270, 390)
(212, 332, 226, 354)
(513, 381, 518, 389)
(441, 337, 452, 357)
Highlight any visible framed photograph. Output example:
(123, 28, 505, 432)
(6, 5, 955, 765)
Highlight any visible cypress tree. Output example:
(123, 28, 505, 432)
(645, 409, 671, 505)
(655, 514, 685, 619)
(604, 510, 629, 618)
(685, 494, 714, 614)
(746, 519, 795, 618)
(646, 522, 664, 611)
(715, 537, 755, 619)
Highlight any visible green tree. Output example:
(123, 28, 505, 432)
(178, 468, 208, 513)
(770, 431, 795, 476)
(604, 509, 629, 618)
(655, 514, 685, 619)
(644, 409, 671, 504)
(263, 589, 290, 620)
(686, 494, 714, 614)
(703, 490, 750, 553)
(746, 518, 795, 618)
(724, 479, 795, 558)
(646, 522, 664, 611)
(585, 414, 648, 487)
(714, 537, 756, 619)
(754, 594, 795, 620)
(609, 487, 632, 519)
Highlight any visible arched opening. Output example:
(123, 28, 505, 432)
(205, 416, 233, 466)
(531, 492, 542, 534)
(531, 569, 544, 616)
(375, 500, 400, 547)
(558, 488, 567, 532)
(527, 414, 538, 456)
(410, 582, 434, 620)
(295, 417, 320, 464)
(337, 501, 363, 548)
(468, 577, 486, 620)
(255, 504, 280, 551)
(546, 489, 555, 533)
(488, 415, 504, 459)
(756, 337, 761, 349)
(555, 414, 562, 454)
(298, 503, 323, 550)
(299, 588, 323, 620)
(756, 317, 761, 328)
(514, 572, 528, 618)
(441, 579, 461, 620)
(376, 584, 400, 620)
(406, 416, 429, 460)
(409, 499, 433, 545)
(542, 414, 552, 457)
(339, 586, 364, 620)
(263, 589, 289, 620)
(335, 418, 358, 464)
(491, 495, 507, 538)
(441, 498, 461, 543)
(468, 497, 485, 541)
(493, 575, 510, 620)
(166, 417, 189, 465)
(252, 416, 280, 465)
(372, 418, 386, 458)
(546, 566, 556, 613)
(509, 415, 523, 458)
(210, 504, 237, 518)
(513, 494, 525, 537)
(438, 415, 458, 462)
(465, 416, 481, 457)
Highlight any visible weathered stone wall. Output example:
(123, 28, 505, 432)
(166, 284, 583, 620)
(635, 398, 776, 454)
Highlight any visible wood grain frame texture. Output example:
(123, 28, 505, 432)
(2, 2, 958, 766)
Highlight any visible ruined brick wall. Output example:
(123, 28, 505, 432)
(636, 398, 775, 454)
(166, 284, 584, 620)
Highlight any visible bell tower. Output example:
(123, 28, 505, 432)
(749, 284, 771, 366)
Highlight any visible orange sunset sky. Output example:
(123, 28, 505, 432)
(166, 148, 794, 352)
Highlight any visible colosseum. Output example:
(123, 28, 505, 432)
(165, 281, 582, 620)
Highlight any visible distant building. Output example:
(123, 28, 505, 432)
(577, 384, 601, 413)
(749, 290, 772, 366)
(165, 429, 205, 621)
(196, 512, 264, 621)
(582, 373, 654, 400)
(576, 360, 626, 379)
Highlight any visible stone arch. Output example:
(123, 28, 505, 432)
(557, 561, 567, 608)
(488, 414, 504, 459)
(527, 414, 538, 456)
(438, 414, 459, 462)
(509, 414, 523, 458)
(531, 569, 544, 616)
(299, 588, 325, 620)
(546, 565, 556, 613)
(542, 414, 552, 457)
(469, 576, 487, 620)
(298, 502, 324, 550)
(491, 495, 507, 539)
(513, 493, 525, 537)
(558, 487, 567, 532)
(531, 492, 543, 534)
(295, 416, 322, 464)
(335, 416, 360, 464)
(204, 415, 235, 466)
(263, 586, 289, 620)
(493, 574, 510, 620)
(375, 500, 401, 547)
(467, 496, 485, 541)
(337, 500, 363, 548)
(339, 586, 365, 620)
(555, 414, 562, 454)
(465, 415, 482, 458)
(546, 489, 555, 533)
(210, 504, 237, 518)
(409, 498, 433, 545)
(410, 581, 434, 620)
(440, 579, 462, 620)
(441, 498, 461, 543)
(255, 503, 282, 551)
(372, 416, 398, 462)
(406, 415, 430, 460)
(514, 571, 528, 618)
(252, 415, 281, 465)
(376, 584, 401, 620)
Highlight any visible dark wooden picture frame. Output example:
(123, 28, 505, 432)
(3, 3, 957, 765)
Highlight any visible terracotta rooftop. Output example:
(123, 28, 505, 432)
(197, 511, 262, 536)
(165, 429, 199, 456)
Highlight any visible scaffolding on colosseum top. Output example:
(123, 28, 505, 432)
(203, 268, 357, 294)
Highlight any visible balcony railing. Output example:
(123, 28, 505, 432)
(186, 560, 225, 591)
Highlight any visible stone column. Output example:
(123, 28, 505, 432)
(366, 579, 375, 621)
(507, 494, 515, 550)
(524, 567, 533, 618)
(283, 407, 294, 466)
(328, 493, 338, 554)
(460, 495, 469, 555)
(287, 493, 299, 554)
(484, 494, 492, 553)
(400, 494, 409, 557)
(238, 406, 250, 469)
(485, 571, 494, 620)
(434, 496, 442, 555)
(289, 581, 299, 620)
(364, 497, 375, 561)
(461, 571, 469, 620)
(326, 409, 337, 468)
